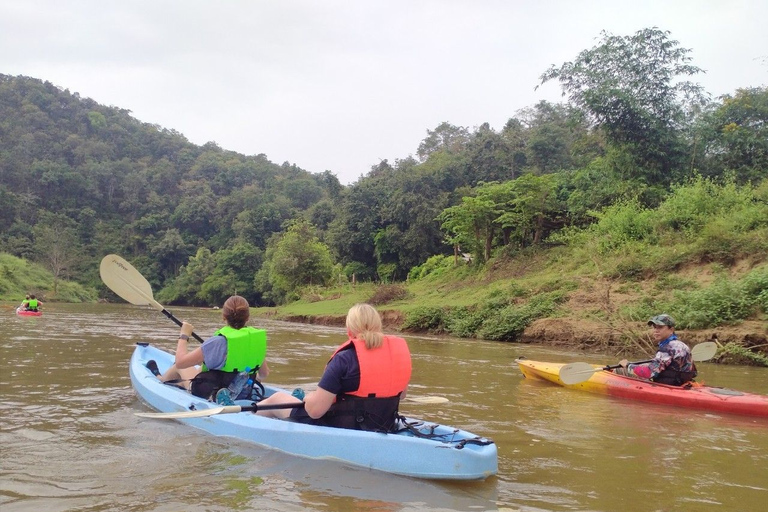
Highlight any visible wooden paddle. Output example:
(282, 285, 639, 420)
(99, 254, 205, 343)
(558, 341, 719, 385)
(403, 396, 449, 404)
(135, 402, 304, 419)
(136, 395, 447, 419)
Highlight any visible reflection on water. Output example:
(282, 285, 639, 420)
(1, 302, 766, 511)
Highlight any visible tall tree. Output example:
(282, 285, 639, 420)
(539, 28, 707, 185)
(32, 211, 82, 294)
(697, 87, 768, 183)
(417, 122, 470, 161)
(258, 220, 335, 304)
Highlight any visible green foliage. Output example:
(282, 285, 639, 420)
(717, 342, 768, 367)
(586, 199, 657, 253)
(0, 252, 95, 300)
(402, 306, 446, 332)
(407, 254, 455, 281)
(476, 291, 566, 341)
(438, 176, 563, 263)
(551, 178, 768, 278)
(0, 74, 327, 299)
(540, 27, 706, 184)
(157, 247, 215, 306)
(404, 286, 567, 341)
(444, 306, 487, 338)
(258, 220, 335, 305)
(696, 86, 768, 184)
(376, 262, 398, 284)
(634, 265, 768, 329)
(342, 261, 376, 282)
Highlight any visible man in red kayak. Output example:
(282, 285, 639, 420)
(616, 314, 697, 386)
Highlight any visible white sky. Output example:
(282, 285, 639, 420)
(2, 1, 766, 184)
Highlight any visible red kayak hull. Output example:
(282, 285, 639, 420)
(15, 307, 42, 317)
(516, 358, 768, 418)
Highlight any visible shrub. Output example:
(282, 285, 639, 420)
(402, 306, 446, 332)
(407, 255, 455, 281)
(444, 306, 486, 338)
(671, 265, 768, 328)
(717, 342, 768, 367)
(368, 284, 409, 305)
(475, 291, 567, 341)
(588, 199, 657, 253)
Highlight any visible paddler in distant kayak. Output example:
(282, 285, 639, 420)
(616, 314, 697, 386)
(256, 303, 412, 432)
(21, 294, 41, 311)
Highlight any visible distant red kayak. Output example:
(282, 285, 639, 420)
(15, 307, 42, 317)
(516, 358, 768, 419)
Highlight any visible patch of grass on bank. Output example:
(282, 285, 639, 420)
(0, 253, 96, 302)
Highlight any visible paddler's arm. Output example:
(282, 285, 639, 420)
(257, 360, 270, 380)
(174, 321, 205, 369)
(303, 387, 336, 419)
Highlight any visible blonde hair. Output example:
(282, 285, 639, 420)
(346, 303, 383, 349)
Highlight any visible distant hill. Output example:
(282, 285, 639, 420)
(0, 73, 338, 304)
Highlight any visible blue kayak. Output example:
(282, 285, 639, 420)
(130, 343, 498, 480)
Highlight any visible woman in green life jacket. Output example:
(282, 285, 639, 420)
(149, 295, 270, 400)
(21, 294, 41, 311)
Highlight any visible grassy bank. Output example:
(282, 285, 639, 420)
(254, 250, 768, 366)
(0, 253, 96, 302)
(254, 179, 768, 366)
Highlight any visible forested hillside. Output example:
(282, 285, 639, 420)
(1, 28, 766, 317)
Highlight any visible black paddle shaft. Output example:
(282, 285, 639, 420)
(604, 359, 653, 371)
(160, 308, 206, 344)
(241, 402, 305, 413)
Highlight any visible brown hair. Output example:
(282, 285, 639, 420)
(346, 303, 383, 349)
(222, 295, 250, 329)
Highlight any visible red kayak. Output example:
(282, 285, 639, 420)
(516, 358, 768, 418)
(15, 307, 42, 317)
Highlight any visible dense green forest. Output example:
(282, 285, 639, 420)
(1, 28, 767, 314)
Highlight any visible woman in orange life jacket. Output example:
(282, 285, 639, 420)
(256, 303, 412, 432)
(148, 295, 270, 399)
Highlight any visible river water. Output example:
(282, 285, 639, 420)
(1, 302, 767, 512)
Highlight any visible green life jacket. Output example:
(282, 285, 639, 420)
(28, 299, 38, 310)
(202, 325, 267, 373)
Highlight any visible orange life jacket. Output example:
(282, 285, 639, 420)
(331, 335, 412, 398)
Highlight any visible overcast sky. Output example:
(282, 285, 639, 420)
(2, 1, 766, 184)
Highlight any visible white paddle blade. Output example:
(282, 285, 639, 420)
(692, 341, 718, 362)
(135, 405, 243, 419)
(100, 254, 161, 310)
(403, 396, 449, 404)
(559, 362, 599, 385)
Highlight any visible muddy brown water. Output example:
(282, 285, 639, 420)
(1, 302, 767, 511)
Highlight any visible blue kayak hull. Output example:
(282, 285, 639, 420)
(130, 343, 497, 480)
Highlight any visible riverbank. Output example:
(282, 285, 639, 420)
(252, 253, 768, 366)
(255, 309, 767, 361)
